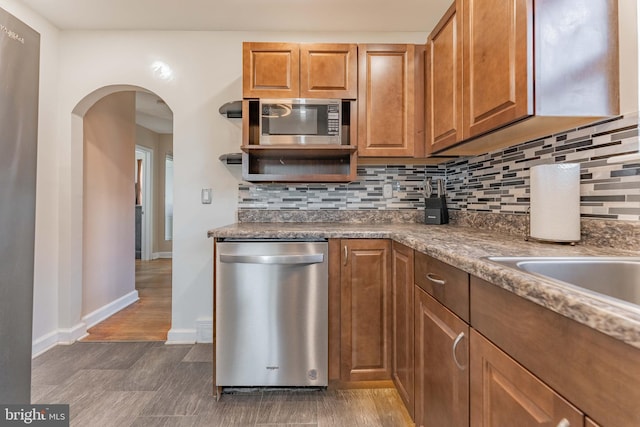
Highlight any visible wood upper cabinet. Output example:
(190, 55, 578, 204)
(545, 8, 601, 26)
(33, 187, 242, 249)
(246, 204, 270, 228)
(427, 0, 618, 156)
(462, 0, 531, 139)
(243, 42, 357, 99)
(340, 239, 392, 382)
(414, 288, 469, 427)
(425, 1, 463, 154)
(391, 242, 414, 416)
(300, 44, 357, 99)
(243, 42, 300, 98)
(470, 329, 583, 427)
(358, 44, 424, 157)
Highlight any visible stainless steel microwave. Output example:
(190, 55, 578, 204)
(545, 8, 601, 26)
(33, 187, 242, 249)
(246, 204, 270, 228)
(259, 99, 341, 145)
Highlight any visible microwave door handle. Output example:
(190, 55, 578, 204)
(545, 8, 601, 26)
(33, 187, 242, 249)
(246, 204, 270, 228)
(219, 254, 325, 265)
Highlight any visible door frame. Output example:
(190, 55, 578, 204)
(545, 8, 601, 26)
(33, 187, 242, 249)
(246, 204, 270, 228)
(136, 145, 153, 261)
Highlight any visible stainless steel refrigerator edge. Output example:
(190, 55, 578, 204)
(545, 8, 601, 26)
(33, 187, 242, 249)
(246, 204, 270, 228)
(0, 7, 40, 403)
(215, 240, 328, 387)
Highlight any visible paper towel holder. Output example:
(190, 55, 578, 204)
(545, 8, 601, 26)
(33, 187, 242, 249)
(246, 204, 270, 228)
(524, 208, 578, 245)
(527, 163, 581, 245)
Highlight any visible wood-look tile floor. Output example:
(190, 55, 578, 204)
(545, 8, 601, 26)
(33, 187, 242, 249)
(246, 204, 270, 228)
(82, 259, 172, 341)
(32, 342, 413, 427)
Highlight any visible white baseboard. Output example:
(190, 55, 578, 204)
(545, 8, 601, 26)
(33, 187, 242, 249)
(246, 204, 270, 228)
(32, 330, 62, 358)
(57, 322, 88, 344)
(33, 291, 139, 357)
(32, 322, 87, 358)
(81, 290, 139, 329)
(166, 328, 197, 344)
(152, 252, 172, 259)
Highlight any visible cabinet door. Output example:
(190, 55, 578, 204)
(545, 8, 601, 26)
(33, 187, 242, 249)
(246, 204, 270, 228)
(391, 242, 414, 416)
(462, 0, 532, 138)
(243, 42, 300, 98)
(470, 329, 583, 427)
(586, 418, 600, 427)
(358, 44, 421, 157)
(414, 288, 469, 427)
(300, 43, 357, 99)
(426, 1, 463, 154)
(340, 239, 391, 381)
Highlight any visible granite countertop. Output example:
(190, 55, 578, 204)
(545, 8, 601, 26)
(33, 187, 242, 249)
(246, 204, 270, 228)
(208, 222, 640, 350)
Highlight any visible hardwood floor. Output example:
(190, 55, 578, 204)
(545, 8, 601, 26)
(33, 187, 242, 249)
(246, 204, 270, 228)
(82, 259, 172, 342)
(31, 342, 414, 426)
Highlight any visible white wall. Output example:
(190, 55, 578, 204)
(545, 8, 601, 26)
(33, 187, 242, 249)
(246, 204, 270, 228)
(83, 91, 137, 316)
(1, 0, 637, 352)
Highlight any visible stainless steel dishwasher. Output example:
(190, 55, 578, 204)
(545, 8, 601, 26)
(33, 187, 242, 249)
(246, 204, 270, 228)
(215, 239, 328, 387)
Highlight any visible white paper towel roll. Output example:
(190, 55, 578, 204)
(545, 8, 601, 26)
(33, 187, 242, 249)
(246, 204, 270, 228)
(530, 163, 581, 242)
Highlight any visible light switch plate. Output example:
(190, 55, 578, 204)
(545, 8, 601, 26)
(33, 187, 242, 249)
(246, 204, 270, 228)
(201, 188, 212, 204)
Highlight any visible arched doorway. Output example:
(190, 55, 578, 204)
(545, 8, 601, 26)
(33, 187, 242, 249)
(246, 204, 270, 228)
(70, 85, 174, 341)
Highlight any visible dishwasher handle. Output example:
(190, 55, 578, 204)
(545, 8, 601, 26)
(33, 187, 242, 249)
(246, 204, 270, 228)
(219, 253, 325, 265)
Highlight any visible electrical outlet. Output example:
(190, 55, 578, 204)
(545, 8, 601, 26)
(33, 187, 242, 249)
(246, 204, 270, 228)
(383, 183, 393, 199)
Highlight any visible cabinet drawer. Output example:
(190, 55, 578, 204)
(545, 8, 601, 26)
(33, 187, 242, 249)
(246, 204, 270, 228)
(415, 252, 469, 322)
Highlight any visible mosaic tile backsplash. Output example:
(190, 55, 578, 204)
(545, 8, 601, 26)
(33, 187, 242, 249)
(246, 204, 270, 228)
(238, 113, 640, 221)
(238, 165, 445, 211)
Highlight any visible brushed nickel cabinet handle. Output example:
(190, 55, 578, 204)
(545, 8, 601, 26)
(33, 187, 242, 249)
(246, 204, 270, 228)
(344, 245, 348, 266)
(426, 273, 446, 286)
(219, 254, 324, 265)
(452, 332, 467, 371)
(556, 419, 570, 427)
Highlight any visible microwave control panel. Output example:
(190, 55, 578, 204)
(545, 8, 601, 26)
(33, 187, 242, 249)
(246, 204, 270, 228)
(328, 103, 340, 136)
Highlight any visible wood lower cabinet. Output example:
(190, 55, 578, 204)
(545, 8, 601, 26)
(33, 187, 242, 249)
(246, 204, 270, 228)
(414, 251, 469, 322)
(391, 242, 414, 415)
(470, 329, 583, 427)
(357, 44, 424, 158)
(340, 239, 392, 381)
(471, 276, 640, 427)
(414, 288, 469, 427)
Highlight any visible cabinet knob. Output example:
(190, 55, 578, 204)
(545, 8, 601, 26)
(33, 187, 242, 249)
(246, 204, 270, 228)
(556, 419, 571, 427)
(343, 245, 348, 266)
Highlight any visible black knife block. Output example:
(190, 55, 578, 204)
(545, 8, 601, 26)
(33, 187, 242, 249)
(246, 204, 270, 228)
(424, 196, 449, 224)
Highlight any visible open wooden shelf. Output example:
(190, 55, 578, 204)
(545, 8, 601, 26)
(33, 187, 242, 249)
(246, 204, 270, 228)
(241, 145, 357, 182)
(241, 99, 358, 182)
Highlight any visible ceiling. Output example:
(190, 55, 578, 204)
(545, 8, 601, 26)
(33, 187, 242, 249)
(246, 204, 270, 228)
(19, 0, 452, 134)
(18, 0, 452, 32)
(136, 92, 173, 134)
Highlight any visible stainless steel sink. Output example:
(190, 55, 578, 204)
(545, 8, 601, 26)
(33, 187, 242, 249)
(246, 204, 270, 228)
(487, 257, 640, 308)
